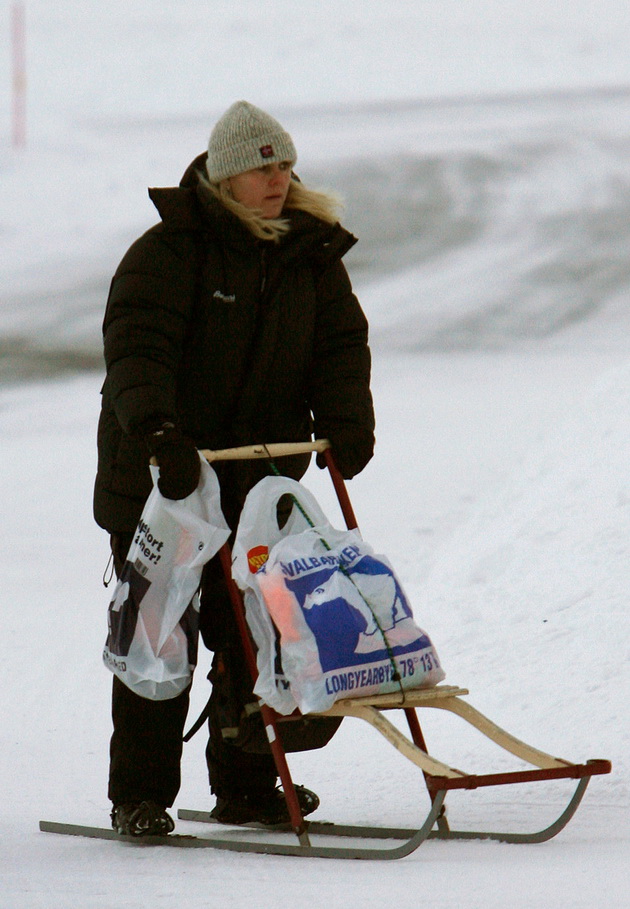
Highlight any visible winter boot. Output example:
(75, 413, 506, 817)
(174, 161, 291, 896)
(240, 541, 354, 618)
(111, 800, 175, 837)
(210, 784, 319, 826)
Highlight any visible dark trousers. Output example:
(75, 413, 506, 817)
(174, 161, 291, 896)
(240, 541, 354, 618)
(107, 533, 276, 808)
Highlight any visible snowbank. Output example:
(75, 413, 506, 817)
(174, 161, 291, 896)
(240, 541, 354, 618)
(422, 362, 630, 798)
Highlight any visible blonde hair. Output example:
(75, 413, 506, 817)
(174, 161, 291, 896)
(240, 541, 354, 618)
(197, 169, 343, 243)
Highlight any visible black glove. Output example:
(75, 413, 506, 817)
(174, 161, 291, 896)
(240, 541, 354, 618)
(146, 423, 201, 500)
(316, 427, 374, 479)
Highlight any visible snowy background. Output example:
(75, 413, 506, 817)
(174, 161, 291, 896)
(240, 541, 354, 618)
(1, 2, 629, 907)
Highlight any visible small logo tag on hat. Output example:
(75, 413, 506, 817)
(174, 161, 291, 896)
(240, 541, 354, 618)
(259, 144, 274, 159)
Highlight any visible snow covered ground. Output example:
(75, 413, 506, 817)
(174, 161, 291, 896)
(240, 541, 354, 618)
(1, 3, 629, 907)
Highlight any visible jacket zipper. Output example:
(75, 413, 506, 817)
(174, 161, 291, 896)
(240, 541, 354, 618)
(260, 248, 268, 296)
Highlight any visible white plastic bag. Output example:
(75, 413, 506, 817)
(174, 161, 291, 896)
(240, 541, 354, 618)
(232, 477, 330, 714)
(103, 456, 230, 700)
(232, 477, 445, 714)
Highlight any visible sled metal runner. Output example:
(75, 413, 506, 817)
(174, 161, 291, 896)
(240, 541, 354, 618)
(39, 441, 611, 859)
(171, 685, 610, 857)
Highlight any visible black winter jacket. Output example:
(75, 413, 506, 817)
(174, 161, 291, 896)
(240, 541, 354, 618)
(94, 156, 375, 532)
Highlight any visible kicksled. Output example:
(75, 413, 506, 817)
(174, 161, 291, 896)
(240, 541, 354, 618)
(40, 440, 611, 859)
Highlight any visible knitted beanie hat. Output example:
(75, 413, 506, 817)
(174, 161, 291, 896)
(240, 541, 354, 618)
(206, 100, 297, 183)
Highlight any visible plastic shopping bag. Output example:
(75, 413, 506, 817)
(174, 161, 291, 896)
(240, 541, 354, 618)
(232, 476, 445, 714)
(232, 478, 330, 714)
(103, 456, 230, 700)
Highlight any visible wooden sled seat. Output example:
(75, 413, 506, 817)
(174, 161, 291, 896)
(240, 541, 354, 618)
(313, 683, 611, 792)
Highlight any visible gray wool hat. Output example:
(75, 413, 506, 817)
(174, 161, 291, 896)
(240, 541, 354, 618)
(206, 100, 297, 183)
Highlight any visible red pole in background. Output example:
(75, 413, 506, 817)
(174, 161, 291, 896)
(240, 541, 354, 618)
(11, 1, 26, 148)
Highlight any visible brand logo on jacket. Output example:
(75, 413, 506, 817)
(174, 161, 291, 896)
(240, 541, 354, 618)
(259, 144, 274, 159)
(213, 290, 236, 303)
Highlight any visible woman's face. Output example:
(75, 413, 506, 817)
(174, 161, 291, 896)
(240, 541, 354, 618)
(227, 161, 293, 219)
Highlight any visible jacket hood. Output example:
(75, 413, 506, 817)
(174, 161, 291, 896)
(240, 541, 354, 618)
(147, 152, 209, 231)
(148, 153, 357, 263)
(180, 151, 209, 188)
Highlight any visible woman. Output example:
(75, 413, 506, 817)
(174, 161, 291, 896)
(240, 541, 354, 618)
(94, 101, 375, 836)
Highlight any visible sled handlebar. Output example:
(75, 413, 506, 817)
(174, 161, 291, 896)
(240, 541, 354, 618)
(153, 439, 357, 529)
(201, 439, 358, 530)
(199, 439, 331, 463)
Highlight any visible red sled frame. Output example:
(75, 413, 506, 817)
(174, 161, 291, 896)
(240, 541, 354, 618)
(176, 440, 611, 859)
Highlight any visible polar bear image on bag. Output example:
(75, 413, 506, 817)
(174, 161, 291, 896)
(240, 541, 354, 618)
(286, 555, 427, 672)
